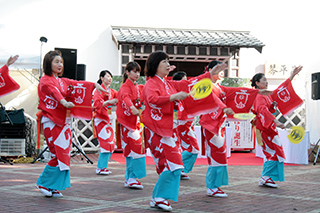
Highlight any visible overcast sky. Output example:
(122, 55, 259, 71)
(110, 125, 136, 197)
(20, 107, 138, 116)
(0, 0, 319, 68)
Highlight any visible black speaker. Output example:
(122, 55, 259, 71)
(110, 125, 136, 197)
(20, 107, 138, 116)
(0, 109, 26, 138)
(55, 47, 77, 80)
(312, 72, 320, 100)
(77, 64, 86, 80)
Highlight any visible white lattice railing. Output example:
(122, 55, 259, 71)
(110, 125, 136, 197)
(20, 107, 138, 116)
(72, 112, 117, 152)
(274, 101, 305, 128)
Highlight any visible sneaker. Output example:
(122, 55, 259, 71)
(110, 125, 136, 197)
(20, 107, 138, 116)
(206, 188, 228, 197)
(181, 171, 190, 180)
(96, 168, 112, 175)
(36, 185, 52, 197)
(51, 190, 63, 198)
(150, 198, 172, 211)
(124, 179, 144, 189)
(259, 176, 278, 188)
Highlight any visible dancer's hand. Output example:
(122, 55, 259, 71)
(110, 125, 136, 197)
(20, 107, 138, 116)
(170, 91, 188, 101)
(95, 83, 108, 93)
(60, 99, 75, 108)
(223, 107, 234, 115)
(289, 65, 303, 81)
(130, 106, 140, 116)
(6, 55, 19, 67)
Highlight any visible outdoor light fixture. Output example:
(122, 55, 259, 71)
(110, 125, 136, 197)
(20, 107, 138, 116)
(39, 36, 48, 78)
(40, 36, 48, 43)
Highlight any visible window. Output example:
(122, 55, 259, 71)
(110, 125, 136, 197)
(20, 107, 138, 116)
(188, 46, 196, 55)
(122, 44, 129, 53)
(199, 47, 207, 55)
(177, 46, 185, 54)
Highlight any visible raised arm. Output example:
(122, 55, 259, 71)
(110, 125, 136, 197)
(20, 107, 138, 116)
(289, 65, 303, 81)
(209, 63, 227, 83)
(6, 55, 19, 67)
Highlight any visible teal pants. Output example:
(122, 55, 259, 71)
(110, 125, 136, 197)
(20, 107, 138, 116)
(97, 152, 112, 169)
(125, 157, 147, 180)
(37, 165, 71, 190)
(261, 160, 285, 181)
(153, 169, 181, 201)
(206, 166, 228, 189)
(182, 151, 198, 173)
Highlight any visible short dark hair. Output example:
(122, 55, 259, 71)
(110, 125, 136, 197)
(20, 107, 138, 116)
(123, 61, 141, 83)
(251, 73, 265, 88)
(97, 70, 113, 84)
(145, 51, 169, 77)
(172, 71, 187, 81)
(43, 50, 63, 76)
(207, 60, 222, 70)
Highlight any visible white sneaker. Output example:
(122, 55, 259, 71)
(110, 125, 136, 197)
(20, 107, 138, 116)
(124, 179, 143, 189)
(96, 168, 112, 175)
(206, 188, 228, 197)
(259, 176, 278, 188)
(51, 190, 63, 198)
(36, 185, 52, 197)
(181, 171, 190, 180)
(150, 198, 172, 211)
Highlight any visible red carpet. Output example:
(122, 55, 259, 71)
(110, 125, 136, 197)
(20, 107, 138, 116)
(111, 152, 300, 166)
(111, 152, 265, 166)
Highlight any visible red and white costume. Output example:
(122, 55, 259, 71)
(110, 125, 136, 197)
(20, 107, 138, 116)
(143, 72, 224, 174)
(177, 120, 199, 154)
(253, 94, 285, 162)
(93, 85, 118, 153)
(200, 85, 260, 167)
(116, 80, 145, 158)
(38, 75, 95, 170)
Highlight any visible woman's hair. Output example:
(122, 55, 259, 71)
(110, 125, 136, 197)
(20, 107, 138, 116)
(205, 60, 222, 72)
(251, 73, 265, 88)
(97, 70, 113, 84)
(172, 71, 187, 81)
(145, 51, 169, 77)
(43, 50, 63, 76)
(122, 61, 141, 83)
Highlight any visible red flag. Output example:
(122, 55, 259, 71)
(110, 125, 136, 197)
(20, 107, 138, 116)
(271, 79, 303, 116)
(0, 65, 20, 97)
(218, 85, 259, 118)
(181, 92, 226, 119)
(67, 81, 95, 120)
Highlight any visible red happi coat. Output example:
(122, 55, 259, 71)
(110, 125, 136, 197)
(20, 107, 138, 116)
(143, 72, 226, 137)
(254, 94, 285, 161)
(116, 79, 143, 131)
(38, 75, 95, 126)
(0, 65, 20, 97)
(254, 94, 278, 136)
(271, 79, 303, 116)
(38, 74, 95, 170)
(93, 84, 118, 123)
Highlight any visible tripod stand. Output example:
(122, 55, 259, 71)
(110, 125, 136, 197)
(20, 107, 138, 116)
(0, 102, 13, 165)
(31, 118, 93, 164)
(308, 138, 320, 165)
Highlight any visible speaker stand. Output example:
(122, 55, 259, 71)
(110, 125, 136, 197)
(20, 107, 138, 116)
(31, 122, 93, 164)
(308, 138, 320, 165)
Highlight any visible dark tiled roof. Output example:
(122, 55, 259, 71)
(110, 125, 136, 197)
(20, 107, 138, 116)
(111, 26, 264, 53)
